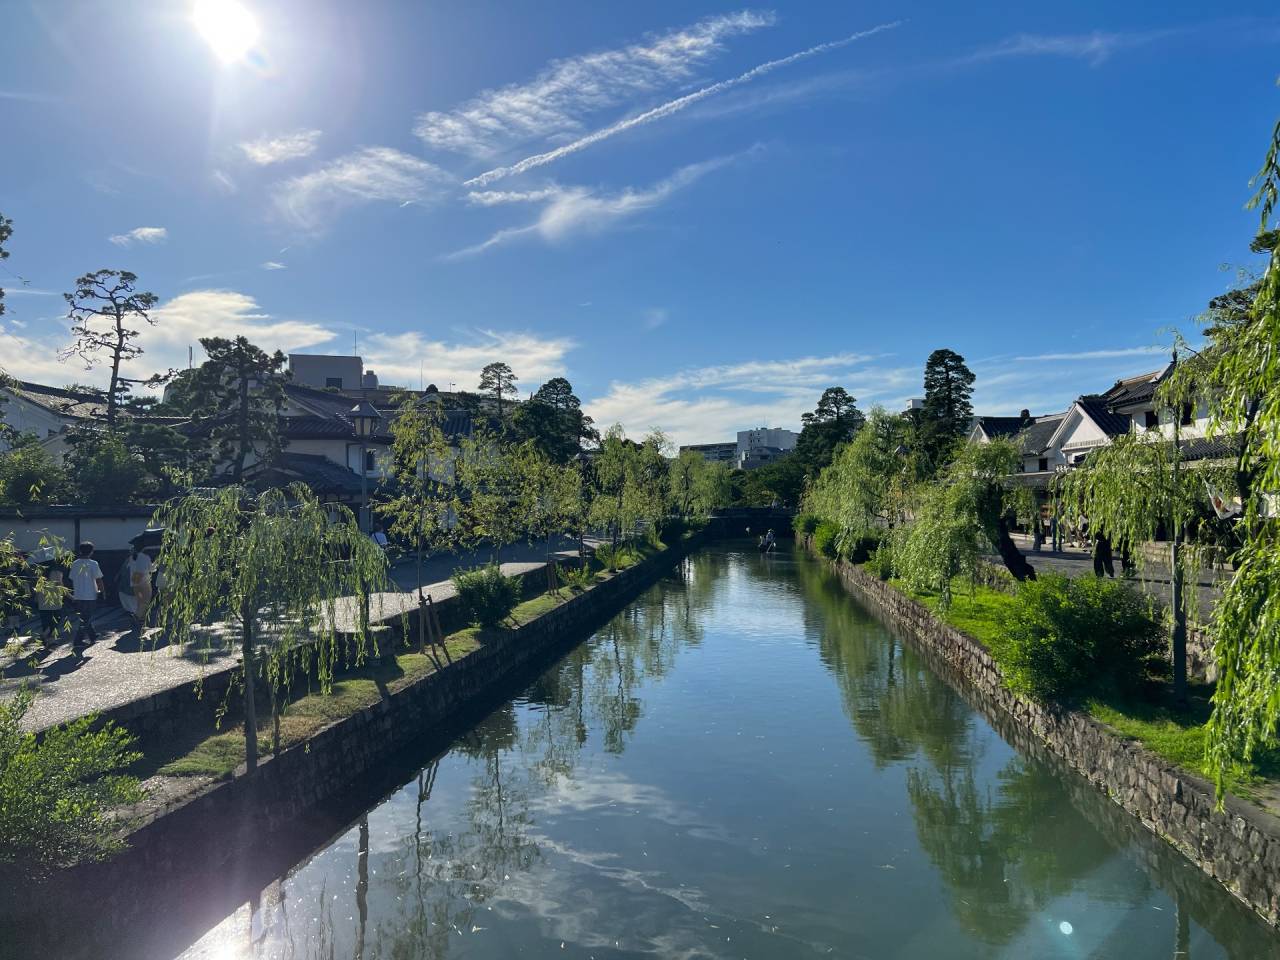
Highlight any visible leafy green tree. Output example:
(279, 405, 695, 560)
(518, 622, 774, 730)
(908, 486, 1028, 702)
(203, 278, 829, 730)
(0, 438, 67, 506)
(804, 407, 910, 549)
(185, 336, 288, 483)
(516, 441, 584, 556)
(382, 392, 458, 611)
(736, 454, 806, 507)
(795, 386, 864, 477)
(0, 687, 142, 878)
(64, 428, 147, 503)
(589, 425, 668, 559)
(893, 440, 1035, 606)
(61, 269, 162, 427)
(151, 484, 388, 771)
(920, 348, 976, 471)
(455, 428, 525, 560)
(513, 376, 596, 462)
(478, 361, 518, 423)
(1170, 117, 1280, 792)
(1063, 427, 1218, 703)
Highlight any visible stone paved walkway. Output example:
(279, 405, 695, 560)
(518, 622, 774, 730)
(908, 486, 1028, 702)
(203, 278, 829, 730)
(2, 539, 589, 732)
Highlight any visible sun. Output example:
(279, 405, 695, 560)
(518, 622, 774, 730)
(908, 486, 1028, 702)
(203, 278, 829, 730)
(192, 0, 260, 64)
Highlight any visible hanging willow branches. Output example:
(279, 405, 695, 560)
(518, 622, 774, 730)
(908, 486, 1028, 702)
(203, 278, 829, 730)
(150, 483, 389, 770)
(1195, 115, 1280, 795)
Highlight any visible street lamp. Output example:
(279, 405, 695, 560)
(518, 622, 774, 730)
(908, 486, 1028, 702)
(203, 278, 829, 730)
(350, 400, 382, 533)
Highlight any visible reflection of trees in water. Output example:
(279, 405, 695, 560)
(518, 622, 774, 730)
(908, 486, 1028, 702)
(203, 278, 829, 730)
(230, 559, 715, 959)
(793, 553, 1134, 947)
(906, 757, 1125, 945)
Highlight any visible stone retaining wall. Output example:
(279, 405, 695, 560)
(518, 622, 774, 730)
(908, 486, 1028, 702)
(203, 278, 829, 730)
(827, 556, 1280, 928)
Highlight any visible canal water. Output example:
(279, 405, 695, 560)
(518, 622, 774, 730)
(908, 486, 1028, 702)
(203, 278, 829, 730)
(146, 547, 1278, 957)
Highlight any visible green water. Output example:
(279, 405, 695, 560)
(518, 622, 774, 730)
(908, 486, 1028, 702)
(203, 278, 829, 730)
(171, 545, 1277, 959)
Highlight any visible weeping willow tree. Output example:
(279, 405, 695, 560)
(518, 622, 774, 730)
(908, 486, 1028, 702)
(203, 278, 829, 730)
(151, 484, 389, 771)
(892, 439, 1036, 607)
(804, 407, 912, 552)
(1061, 426, 1224, 703)
(1173, 115, 1280, 794)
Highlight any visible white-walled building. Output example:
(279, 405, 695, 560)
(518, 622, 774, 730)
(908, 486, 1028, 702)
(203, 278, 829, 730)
(736, 427, 798, 465)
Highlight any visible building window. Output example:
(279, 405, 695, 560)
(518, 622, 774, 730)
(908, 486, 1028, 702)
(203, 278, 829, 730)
(326, 377, 344, 389)
(1143, 410, 1159, 429)
(1038, 457, 1049, 472)
(364, 450, 377, 473)
(1180, 402, 1194, 426)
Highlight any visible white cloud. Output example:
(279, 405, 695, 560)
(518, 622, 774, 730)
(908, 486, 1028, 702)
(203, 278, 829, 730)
(466, 187, 563, 206)
(413, 11, 773, 158)
(447, 151, 749, 259)
(108, 226, 168, 246)
(238, 129, 323, 165)
(261, 261, 287, 270)
(359, 329, 574, 392)
(585, 353, 915, 446)
(465, 20, 902, 187)
(274, 147, 453, 229)
(212, 169, 238, 194)
(965, 30, 1158, 67)
(1012, 346, 1168, 362)
(5, 290, 335, 389)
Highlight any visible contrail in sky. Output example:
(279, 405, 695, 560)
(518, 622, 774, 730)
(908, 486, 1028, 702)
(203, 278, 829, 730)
(463, 20, 904, 188)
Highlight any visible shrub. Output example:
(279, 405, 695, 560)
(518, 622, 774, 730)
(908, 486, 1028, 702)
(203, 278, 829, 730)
(841, 531, 884, 564)
(795, 512, 821, 535)
(813, 520, 840, 559)
(594, 544, 618, 571)
(0, 687, 143, 878)
(451, 564, 521, 627)
(558, 562, 595, 592)
(989, 574, 1162, 701)
(866, 543, 894, 581)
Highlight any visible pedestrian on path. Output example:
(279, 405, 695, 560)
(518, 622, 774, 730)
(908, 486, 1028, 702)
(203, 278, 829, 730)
(69, 542, 103, 649)
(1093, 533, 1115, 579)
(129, 545, 155, 631)
(37, 561, 67, 645)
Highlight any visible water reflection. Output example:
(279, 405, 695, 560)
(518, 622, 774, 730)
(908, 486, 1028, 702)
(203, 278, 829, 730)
(152, 548, 1280, 958)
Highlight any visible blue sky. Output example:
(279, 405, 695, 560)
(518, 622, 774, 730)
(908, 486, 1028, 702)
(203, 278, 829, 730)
(1, 1, 1277, 445)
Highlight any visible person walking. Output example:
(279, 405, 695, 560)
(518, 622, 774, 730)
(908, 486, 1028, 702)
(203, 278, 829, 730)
(1093, 533, 1115, 579)
(69, 541, 104, 649)
(129, 545, 155, 632)
(37, 561, 67, 646)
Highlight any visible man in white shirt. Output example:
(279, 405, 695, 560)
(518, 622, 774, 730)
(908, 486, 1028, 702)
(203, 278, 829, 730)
(68, 541, 104, 648)
(129, 546, 155, 630)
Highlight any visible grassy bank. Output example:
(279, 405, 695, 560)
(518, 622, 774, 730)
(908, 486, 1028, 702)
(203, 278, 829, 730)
(144, 539, 673, 782)
(878, 570, 1280, 804)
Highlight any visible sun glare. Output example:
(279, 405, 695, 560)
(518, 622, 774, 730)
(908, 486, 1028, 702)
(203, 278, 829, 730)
(192, 0, 260, 64)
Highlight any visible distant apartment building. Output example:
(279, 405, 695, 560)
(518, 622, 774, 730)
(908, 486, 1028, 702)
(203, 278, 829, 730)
(680, 427, 799, 470)
(679, 442, 737, 465)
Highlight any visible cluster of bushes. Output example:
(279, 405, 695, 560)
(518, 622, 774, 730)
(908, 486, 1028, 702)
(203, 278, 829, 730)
(794, 513, 821, 536)
(559, 562, 596, 592)
(988, 574, 1162, 700)
(451, 564, 521, 627)
(810, 520, 884, 564)
(594, 542, 643, 572)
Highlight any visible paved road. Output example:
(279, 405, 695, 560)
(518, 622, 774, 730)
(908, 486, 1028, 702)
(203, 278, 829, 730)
(2, 538, 591, 733)
(1002, 534, 1226, 618)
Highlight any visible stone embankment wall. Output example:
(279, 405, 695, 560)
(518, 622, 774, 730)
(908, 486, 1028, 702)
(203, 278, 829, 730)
(827, 555, 1280, 928)
(22, 536, 701, 941)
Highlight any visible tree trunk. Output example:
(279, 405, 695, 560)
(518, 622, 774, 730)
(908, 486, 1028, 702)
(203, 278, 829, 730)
(1171, 534, 1188, 705)
(994, 516, 1037, 580)
(242, 618, 258, 772)
(107, 308, 124, 428)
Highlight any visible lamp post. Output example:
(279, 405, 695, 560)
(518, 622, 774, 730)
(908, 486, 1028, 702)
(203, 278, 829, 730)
(350, 400, 382, 533)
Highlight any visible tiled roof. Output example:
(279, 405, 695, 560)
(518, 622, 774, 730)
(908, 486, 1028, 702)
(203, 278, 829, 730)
(1104, 364, 1171, 410)
(975, 415, 1029, 440)
(1017, 415, 1065, 455)
(1078, 396, 1131, 437)
(9, 381, 110, 420)
(247, 453, 365, 496)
